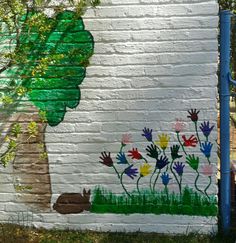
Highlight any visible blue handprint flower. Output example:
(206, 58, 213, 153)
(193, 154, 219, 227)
(200, 141, 213, 158)
(155, 155, 169, 170)
(142, 127, 153, 142)
(161, 172, 172, 186)
(124, 165, 138, 179)
(173, 162, 185, 176)
(116, 152, 128, 164)
(199, 121, 214, 138)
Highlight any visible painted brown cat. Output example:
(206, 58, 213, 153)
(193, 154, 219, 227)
(53, 189, 91, 214)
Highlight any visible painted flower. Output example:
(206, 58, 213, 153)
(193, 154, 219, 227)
(182, 135, 198, 147)
(173, 119, 185, 133)
(128, 148, 143, 160)
(155, 133, 170, 150)
(187, 109, 200, 122)
(140, 163, 152, 177)
(142, 127, 153, 142)
(200, 141, 213, 158)
(122, 134, 132, 145)
(173, 162, 185, 176)
(146, 144, 159, 159)
(116, 152, 128, 164)
(202, 164, 214, 177)
(124, 165, 138, 179)
(170, 145, 182, 160)
(199, 121, 214, 138)
(186, 154, 199, 171)
(155, 155, 169, 170)
(161, 172, 172, 186)
(99, 152, 113, 167)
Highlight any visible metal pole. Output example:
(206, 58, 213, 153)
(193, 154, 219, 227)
(220, 10, 231, 233)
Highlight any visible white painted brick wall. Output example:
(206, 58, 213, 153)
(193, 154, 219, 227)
(0, 0, 219, 234)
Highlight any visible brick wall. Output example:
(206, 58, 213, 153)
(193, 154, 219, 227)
(0, 0, 219, 234)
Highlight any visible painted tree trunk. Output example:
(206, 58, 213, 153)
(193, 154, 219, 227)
(11, 107, 52, 211)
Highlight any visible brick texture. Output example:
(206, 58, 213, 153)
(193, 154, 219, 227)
(0, 0, 218, 234)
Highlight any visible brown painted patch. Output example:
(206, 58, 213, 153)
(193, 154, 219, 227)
(12, 108, 52, 211)
(53, 189, 91, 214)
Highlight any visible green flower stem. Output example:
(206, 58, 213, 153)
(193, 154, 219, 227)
(136, 176, 142, 194)
(194, 121, 201, 147)
(194, 170, 204, 195)
(119, 143, 125, 153)
(176, 132, 187, 155)
(112, 165, 120, 179)
(163, 150, 168, 171)
(204, 176, 212, 200)
(165, 165, 169, 172)
(179, 176, 183, 195)
(207, 157, 211, 165)
(165, 185, 169, 200)
(153, 169, 161, 192)
(163, 149, 166, 157)
(120, 170, 131, 198)
(150, 167, 157, 193)
(142, 156, 148, 163)
(170, 159, 181, 194)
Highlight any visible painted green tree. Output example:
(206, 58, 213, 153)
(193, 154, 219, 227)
(0, 0, 98, 209)
(3, 10, 94, 126)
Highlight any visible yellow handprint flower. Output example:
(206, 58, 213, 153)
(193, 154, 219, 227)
(155, 133, 170, 150)
(140, 163, 152, 177)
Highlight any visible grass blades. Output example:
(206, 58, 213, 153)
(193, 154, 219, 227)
(91, 186, 218, 216)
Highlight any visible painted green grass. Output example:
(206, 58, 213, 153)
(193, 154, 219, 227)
(91, 186, 218, 216)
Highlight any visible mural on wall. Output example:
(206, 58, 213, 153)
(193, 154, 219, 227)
(0, 10, 94, 210)
(90, 109, 217, 217)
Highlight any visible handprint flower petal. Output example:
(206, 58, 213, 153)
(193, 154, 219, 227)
(128, 148, 143, 160)
(124, 165, 138, 179)
(182, 135, 198, 147)
(187, 109, 200, 122)
(116, 152, 128, 164)
(173, 162, 185, 176)
(122, 134, 132, 145)
(146, 144, 159, 159)
(202, 164, 214, 176)
(140, 163, 152, 177)
(155, 155, 169, 170)
(142, 127, 153, 142)
(161, 172, 172, 186)
(155, 133, 170, 150)
(99, 152, 113, 167)
(186, 154, 199, 170)
(170, 145, 182, 160)
(200, 141, 213, 158)
(173, 119, 185, 133)
(199, 121, 214, 138)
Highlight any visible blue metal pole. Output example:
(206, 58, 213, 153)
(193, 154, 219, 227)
(220, 10, 231, 233)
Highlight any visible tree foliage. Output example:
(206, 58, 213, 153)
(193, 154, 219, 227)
(219, 0, 236, 11)
(0, 1, 98, 125)
(0, 0, 99, 166)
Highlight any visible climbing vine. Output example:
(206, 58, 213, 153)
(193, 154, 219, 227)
(0, 1, 99, 171)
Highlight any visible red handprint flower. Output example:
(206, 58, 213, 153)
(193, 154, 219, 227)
(128, 148, 142, 160)
(182, 135, 198, 147)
